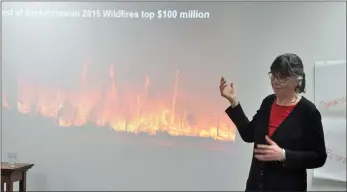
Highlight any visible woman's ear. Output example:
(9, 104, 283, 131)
(297, 76, 303, 87)
(294, 79, 302, 93)
(297, 79, 302, 87)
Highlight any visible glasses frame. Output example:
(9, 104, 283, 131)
(268, 72, 291, 83)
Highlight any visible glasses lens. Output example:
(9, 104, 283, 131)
(269, 72, 287, 83)
(278, 78, 286, 83)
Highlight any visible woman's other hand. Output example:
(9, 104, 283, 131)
(254, 135, 285, 161)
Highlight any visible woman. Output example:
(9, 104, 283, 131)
(219, 53, 327, 191)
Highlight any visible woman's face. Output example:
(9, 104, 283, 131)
(269, 72, 298, 96)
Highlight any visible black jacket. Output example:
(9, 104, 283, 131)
(225, 94, 327, 191)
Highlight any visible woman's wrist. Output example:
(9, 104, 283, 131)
(229, 98, 239, 108)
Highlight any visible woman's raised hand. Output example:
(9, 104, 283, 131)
(219, 77, 238, 107)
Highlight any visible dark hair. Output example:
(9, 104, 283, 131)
(270, 53, 306, 93)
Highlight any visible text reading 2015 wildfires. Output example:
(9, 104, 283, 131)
(3, 8, 210, 20)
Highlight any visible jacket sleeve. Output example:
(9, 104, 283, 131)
(225, 97, 268, 143)
(283, 108, 327, 169)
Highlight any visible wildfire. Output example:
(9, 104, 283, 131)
(2, 63, 236, 141)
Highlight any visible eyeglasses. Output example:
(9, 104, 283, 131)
(268, 72, 290, 83)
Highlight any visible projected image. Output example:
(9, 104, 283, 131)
(2, 62, 236, 142)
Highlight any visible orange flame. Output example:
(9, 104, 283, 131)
(2, 63, 236, 141)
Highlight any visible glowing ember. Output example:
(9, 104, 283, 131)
(2, 63, 236, 141)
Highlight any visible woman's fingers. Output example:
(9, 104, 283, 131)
(220, 77, 226, 85)
(254, 148, 272, 154)
(230, 82, 234, 88)
(220, 77, 227, 90)
(220, 84, 227, 92)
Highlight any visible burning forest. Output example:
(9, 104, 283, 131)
(2, 62, 236, 142)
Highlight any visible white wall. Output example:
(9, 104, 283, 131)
(2, 2, 346, 191)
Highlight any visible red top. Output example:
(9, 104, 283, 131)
(268, 101, 296, 137)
